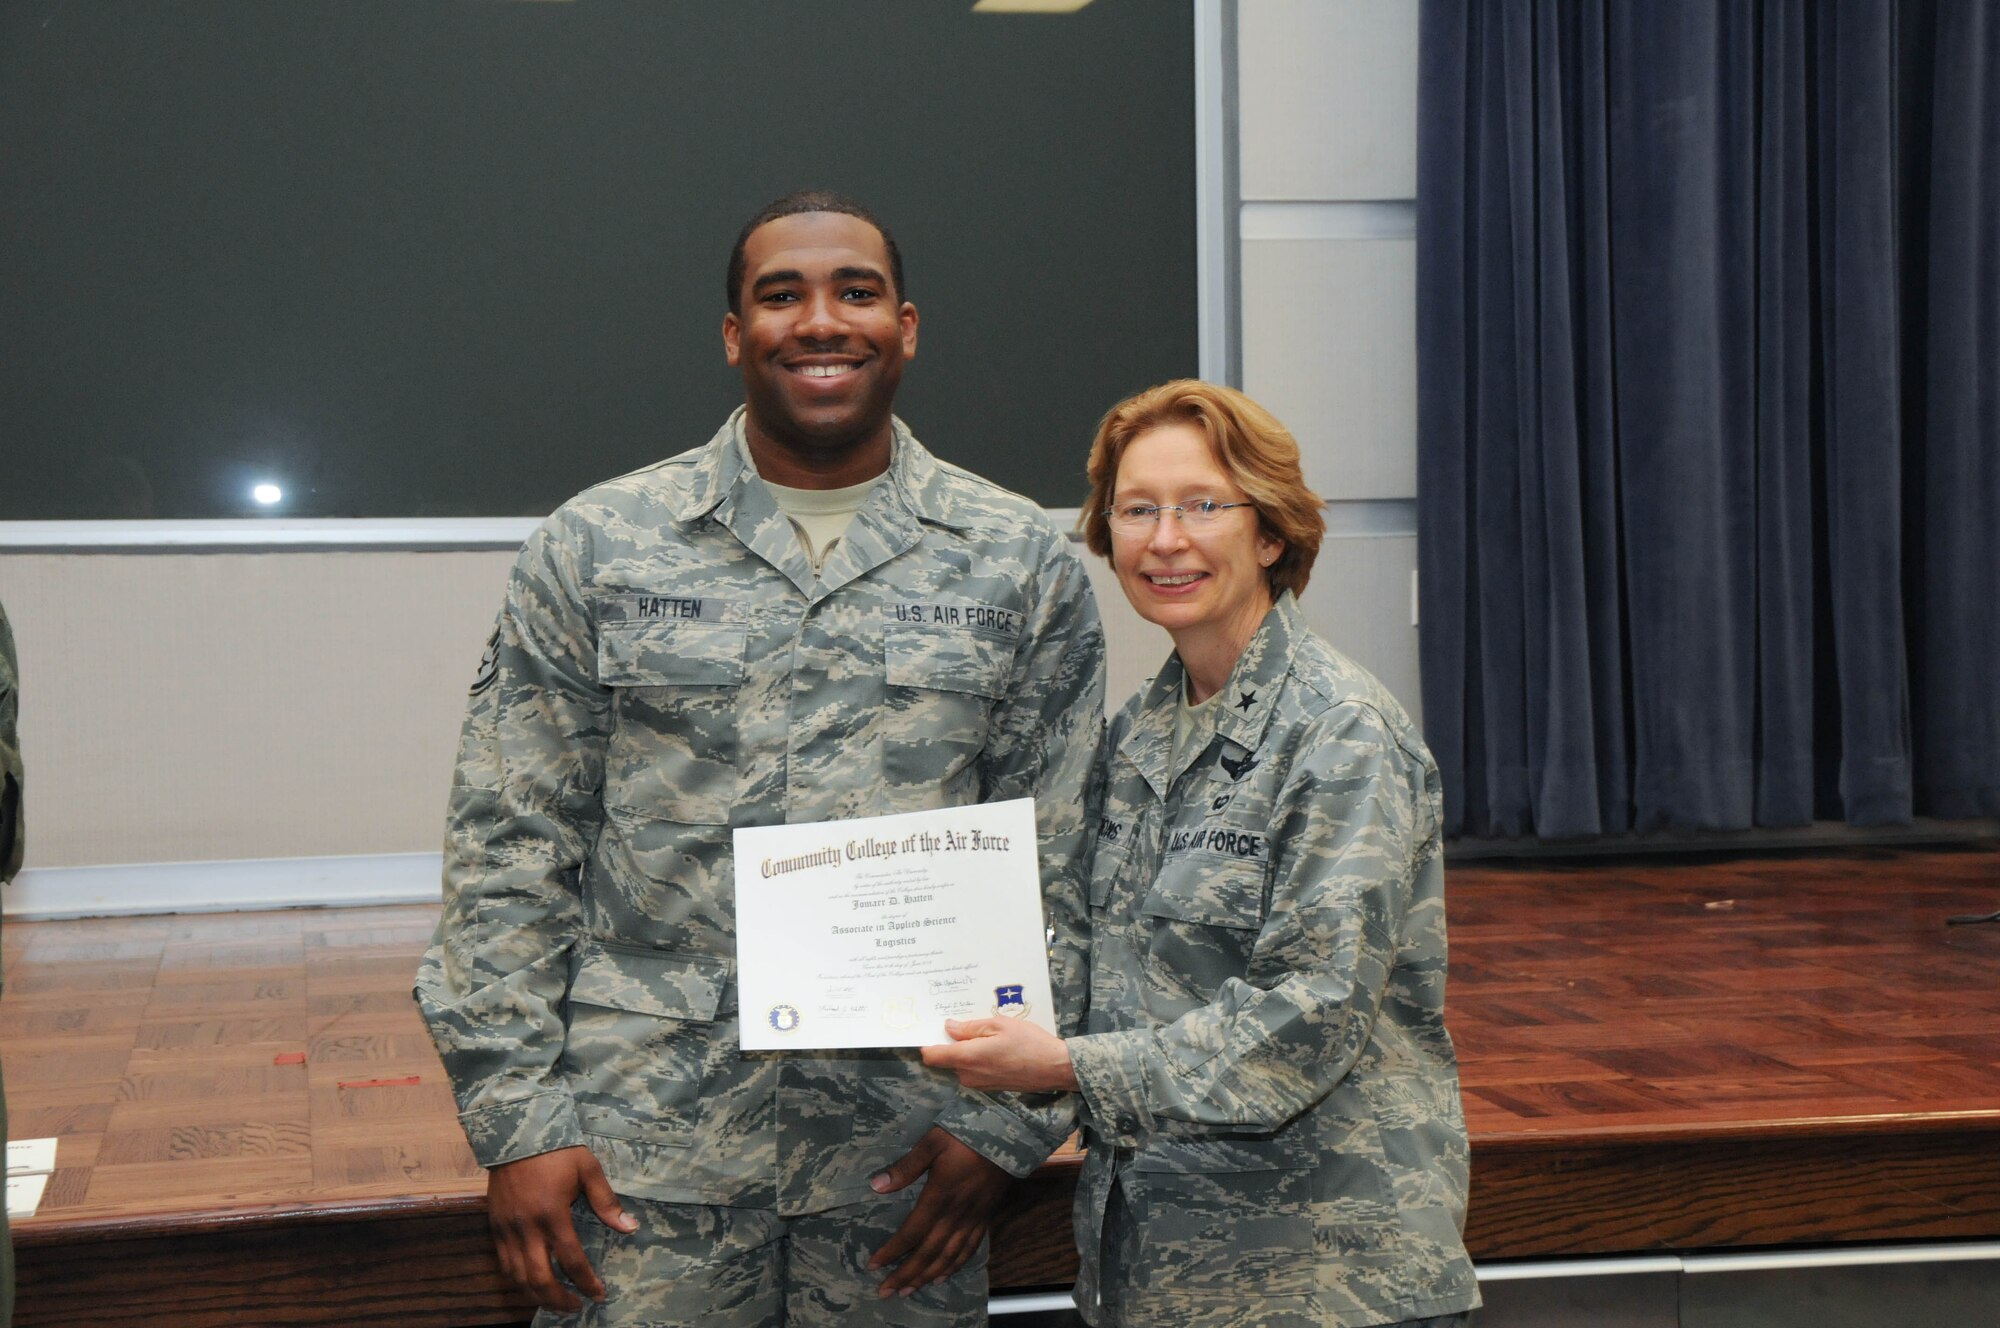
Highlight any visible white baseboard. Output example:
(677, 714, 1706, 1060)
(6, 852, 445, 919)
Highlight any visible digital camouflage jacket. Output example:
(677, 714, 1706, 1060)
(1067, 593, 1478, 1327)
(416, 411, 1105, 1215)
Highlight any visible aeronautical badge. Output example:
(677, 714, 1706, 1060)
(993, 984, 1030, 1019)
(469, 625, 501, 696)
(1219, 750, 1259, 781)
(767, 1003, 801, 1034)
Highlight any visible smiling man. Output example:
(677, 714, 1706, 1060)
(417, 191, 1105, 1327)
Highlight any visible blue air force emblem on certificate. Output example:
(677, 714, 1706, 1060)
(993, 984, 1029, 1018)
(767, 1003, 801, 1034)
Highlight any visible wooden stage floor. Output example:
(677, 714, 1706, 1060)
(5, 843, 1999, 1325)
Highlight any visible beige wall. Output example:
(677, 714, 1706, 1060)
(0, 550, 512, 868)
(1, 529, 1412, 875)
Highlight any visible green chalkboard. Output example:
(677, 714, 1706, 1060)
(1, 0, 1196, 518)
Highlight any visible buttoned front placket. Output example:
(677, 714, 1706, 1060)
(1074, 597, 1309, 1308)
(712, 445, 936, 1214)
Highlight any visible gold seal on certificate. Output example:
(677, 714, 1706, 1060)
(733, 798, 1056, 1050)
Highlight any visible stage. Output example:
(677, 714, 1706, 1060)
(5, 843, 1998, 1325)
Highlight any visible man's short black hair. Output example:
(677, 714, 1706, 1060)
(726, 190, 906, 314)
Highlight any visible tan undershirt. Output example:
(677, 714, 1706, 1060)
(1172, 682, 1223, 773)
(744, 437, 883, 573)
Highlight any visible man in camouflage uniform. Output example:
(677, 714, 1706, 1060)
(416, 192, 1103, 1326)
(1067, 591, 1479, 1327)
(1, 597, 23, 1328)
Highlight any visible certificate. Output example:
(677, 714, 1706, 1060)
(734, 798, 1056, 1050)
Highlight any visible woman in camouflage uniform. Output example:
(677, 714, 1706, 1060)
(925, 382, 1479, 1327)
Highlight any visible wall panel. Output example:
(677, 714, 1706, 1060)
(1238, 0, 1420, 201)
(0, 551, 510, 867)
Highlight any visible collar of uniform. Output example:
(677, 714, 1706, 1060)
(669, 408, 754, 525)
(878, 419, 975, 534)
(1211, 592, 1303, 754)
(1119, 654, 1189, 800)
(668, 409, 969, 533)
(1117, 596, 1297, 799)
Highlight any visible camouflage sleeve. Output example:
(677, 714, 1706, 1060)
(1066, 749, 1112, 1034)
(932, 529, 1105, 1177)
(0, 600, 21, 886)
(413, 512, 609, 1168)
(1068, 701, 1419, 1142)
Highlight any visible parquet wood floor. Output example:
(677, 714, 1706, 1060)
(3, 843, 1997, 1324)
(1450, 843, 2000, 1141)
(1447, 842, 2000, 1257)
(3, 907, 481, 1226)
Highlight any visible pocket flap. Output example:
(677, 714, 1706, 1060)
(599, 623, 746, 688)
(568, 940, 728, 1020)
(1139, 859, 1266, 929)
(884, 624, 1012, 699)
(1128, 1132, 1316, 1174)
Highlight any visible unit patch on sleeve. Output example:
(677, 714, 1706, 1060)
(469, 625, 501, 696)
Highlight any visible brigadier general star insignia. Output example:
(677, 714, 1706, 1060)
(1236, 690, 1257, 710)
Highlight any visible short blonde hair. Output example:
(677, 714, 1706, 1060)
(1081, 380, 1324, 597)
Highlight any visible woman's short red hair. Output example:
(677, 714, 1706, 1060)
(1080, 380, 1324, 597)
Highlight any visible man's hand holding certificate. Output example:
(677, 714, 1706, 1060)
(734, 798, 1056, 1050)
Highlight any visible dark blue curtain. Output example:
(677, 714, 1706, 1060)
(1417, 0, 1999, 839)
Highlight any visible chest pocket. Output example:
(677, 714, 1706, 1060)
(599, 622, 746, 825)
(881, 624, 1013, 796)
(1139, 856, 1267, 1002)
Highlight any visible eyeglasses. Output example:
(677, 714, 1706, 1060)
(1102, 498, 1256, 532)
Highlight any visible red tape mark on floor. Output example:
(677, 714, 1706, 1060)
(336, 1075, 422, 1090)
